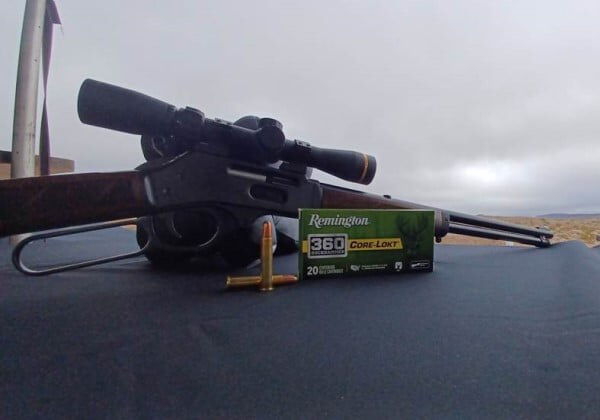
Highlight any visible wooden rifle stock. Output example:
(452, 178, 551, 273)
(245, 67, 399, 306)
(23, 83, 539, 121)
(321, 184, 429, 211)
(0, 172, 151, 236)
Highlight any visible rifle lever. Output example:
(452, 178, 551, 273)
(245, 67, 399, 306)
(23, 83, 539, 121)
(11, 219, 148, 276)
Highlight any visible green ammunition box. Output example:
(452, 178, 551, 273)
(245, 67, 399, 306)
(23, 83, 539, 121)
(298, 209, 434, 279)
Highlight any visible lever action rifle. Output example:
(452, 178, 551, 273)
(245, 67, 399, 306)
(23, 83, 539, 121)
(0, 80, 553, 274)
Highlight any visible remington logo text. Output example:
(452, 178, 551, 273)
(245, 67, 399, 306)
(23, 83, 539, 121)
(308, 214, 370, 229)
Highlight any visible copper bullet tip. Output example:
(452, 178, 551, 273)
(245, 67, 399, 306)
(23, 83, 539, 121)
(262, 221, 272, 238)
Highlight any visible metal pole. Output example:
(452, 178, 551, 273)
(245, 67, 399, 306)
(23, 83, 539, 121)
(10, 0, 47, 246)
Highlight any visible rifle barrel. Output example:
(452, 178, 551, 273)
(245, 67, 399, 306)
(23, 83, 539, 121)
(447, 212, 552, 239)
(319, 184, 553, 247)
(448, 223, 550, 247)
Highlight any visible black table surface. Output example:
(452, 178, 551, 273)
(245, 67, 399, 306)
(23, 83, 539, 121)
(2, 230, 600, 419)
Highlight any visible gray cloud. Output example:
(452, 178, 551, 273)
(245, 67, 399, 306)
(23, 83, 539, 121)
(1, 0, 599, 215)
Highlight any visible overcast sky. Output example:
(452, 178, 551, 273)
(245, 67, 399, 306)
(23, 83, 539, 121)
(1, 0, 599, 215)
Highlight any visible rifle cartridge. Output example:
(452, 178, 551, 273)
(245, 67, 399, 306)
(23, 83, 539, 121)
(260, 221, 274, 291)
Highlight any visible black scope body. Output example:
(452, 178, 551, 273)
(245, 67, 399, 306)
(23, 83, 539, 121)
(77, 79, 376, 185)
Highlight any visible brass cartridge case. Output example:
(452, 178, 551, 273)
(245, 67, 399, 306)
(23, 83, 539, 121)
(226, 274, 298, 288)
(260, 221, 274, 291)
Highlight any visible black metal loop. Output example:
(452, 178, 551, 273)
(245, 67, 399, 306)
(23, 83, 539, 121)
(11, 219, 149, 276)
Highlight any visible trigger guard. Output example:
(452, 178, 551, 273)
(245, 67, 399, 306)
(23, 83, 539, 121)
(137, 207, 238, 255)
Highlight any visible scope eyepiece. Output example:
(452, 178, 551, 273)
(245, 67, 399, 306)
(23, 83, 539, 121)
(282, 140, 376, 185)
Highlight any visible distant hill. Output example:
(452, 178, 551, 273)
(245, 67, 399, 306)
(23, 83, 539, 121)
(536, 213, 600, 219)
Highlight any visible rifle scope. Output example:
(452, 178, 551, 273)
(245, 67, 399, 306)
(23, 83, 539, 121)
(77, 79, 376, 185)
